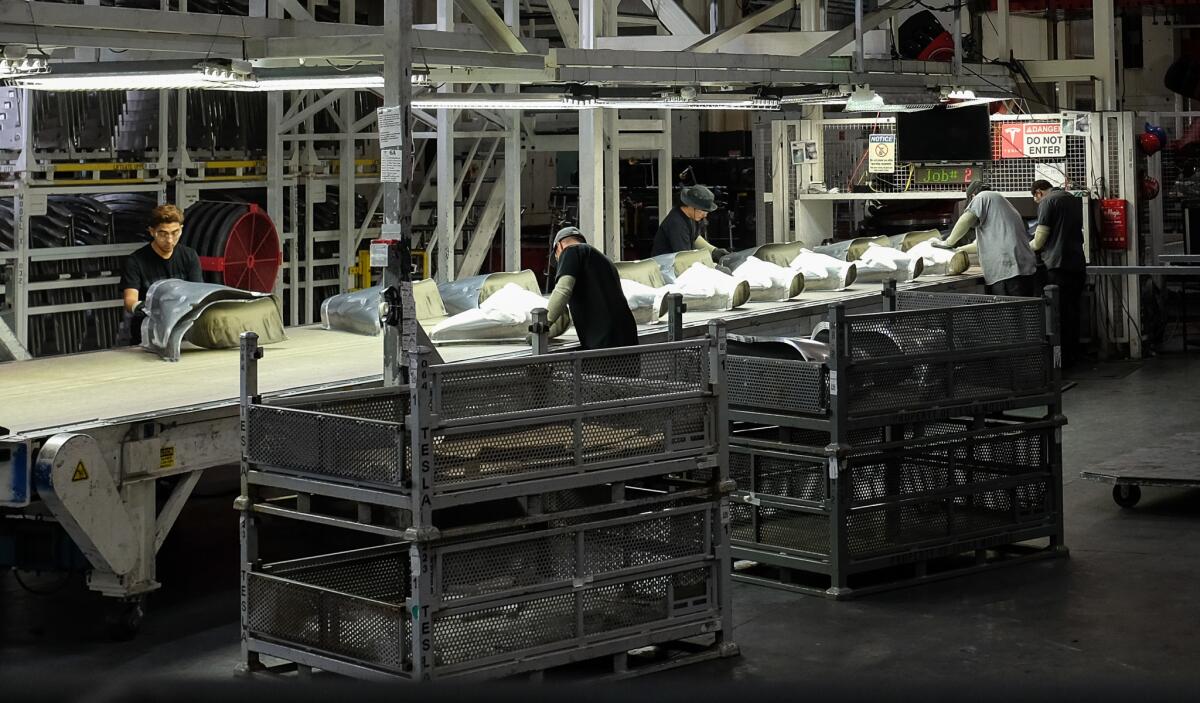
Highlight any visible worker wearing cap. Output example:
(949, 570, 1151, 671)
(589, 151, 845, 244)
(651, 185, 730, 262)
(547, 226, 638, 350)
(1031, 179, 1086, 367)
(117, 203, 203, 345)
(935, 182, 1040, 296)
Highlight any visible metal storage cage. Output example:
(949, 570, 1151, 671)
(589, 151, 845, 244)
(724, 286, 1068, 597)
(237, 328, 738, 681)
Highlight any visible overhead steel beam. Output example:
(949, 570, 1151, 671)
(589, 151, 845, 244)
(277, 90, 343, 134)
(801, 0, 909, 58)
(686, 0, 796, 53)
(546, 0, 581, 49)
(456, 172, 507, 278)
(639, 0, 702, 36)
(455, 0, 527, 53)
(275, 0, 313, 21)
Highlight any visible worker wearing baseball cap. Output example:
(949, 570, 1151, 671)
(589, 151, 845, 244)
(650, 184, 729, 262)
(547, 226, 638, 350)
(934, 180, 1040, 296)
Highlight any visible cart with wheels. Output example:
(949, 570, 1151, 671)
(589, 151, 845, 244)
(1080, 433, 1200, 509)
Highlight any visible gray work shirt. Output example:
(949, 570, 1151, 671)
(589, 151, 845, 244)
(967, 191, 1038, 285)
(1035, 188, 1086, 272)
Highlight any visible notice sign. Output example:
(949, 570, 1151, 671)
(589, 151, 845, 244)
(868, 133, 896, 174)
(1000, 122, 1066, 159)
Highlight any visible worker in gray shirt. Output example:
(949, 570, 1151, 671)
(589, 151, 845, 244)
(1031, 179, 1086, 367)
(935, 182, 1040, 296)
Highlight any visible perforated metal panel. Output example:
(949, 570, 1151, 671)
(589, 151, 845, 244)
(431, 401, 714, 487)
(842, 426, 1055, 559)
(247, 405, 403, 485)
(247, 551, 409, 672)
(727, 355, 827, 415)
(432, 344, 708, 423)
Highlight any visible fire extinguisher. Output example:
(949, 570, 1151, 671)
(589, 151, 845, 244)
(1100, 198, 1128, 250)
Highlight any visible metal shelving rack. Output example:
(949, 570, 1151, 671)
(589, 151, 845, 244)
(236, 326, 738, 680)
(724, 284, 1068, 598)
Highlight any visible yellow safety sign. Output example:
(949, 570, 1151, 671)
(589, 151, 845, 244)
(72, 462, 88, 482)
(160, 446, 176, 469)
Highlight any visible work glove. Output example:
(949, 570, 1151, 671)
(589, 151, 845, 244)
(930, 239, 955, 250)
(133, 301, 147, 316)
(710, 248, 731, 264)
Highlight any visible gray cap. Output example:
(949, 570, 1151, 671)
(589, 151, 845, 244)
(964, 178, 991, 202)
(680, 185, 718, 212)
(553, 226, 586, 247)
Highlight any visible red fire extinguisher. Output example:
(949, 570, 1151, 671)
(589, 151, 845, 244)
(1100, 198, 1128, 250)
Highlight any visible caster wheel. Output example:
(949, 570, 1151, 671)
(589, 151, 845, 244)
(1113, 484, 1141, 509)
(105, 596, 146, 641)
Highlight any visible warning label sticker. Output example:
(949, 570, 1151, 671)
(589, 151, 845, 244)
(72, 462, 88, 482)
(868, 133, 896, 174)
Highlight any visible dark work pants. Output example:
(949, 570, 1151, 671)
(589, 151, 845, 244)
(986, 273, 1040, 298)
(1047, 267, 1087, 367)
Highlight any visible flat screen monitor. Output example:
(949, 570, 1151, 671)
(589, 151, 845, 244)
(895, 105, 992, 163)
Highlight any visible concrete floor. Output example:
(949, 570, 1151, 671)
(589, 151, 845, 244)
(3, 355, 1199, 689)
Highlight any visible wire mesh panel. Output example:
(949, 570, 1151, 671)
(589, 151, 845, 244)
(435, 505, 715, 605)
(431, 343, 709, 423)
(817, 115, 1089, 196)
(895, 290, 1022, 311)
(246, 537, 720, 671)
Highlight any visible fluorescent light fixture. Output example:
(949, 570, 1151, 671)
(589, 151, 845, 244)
(596, 94, 779, 111)
(12, 61, 245, 90)
(0, 56, 48, 78)
(230, 70, 428, 92)
(412, 93, 593, 110)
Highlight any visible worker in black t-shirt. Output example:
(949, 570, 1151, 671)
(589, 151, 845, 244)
(117, 204, 203, 345)
(546, 226, 638, 350)
(650, 185, 729, 262)
(1031, 180, 1087, 367)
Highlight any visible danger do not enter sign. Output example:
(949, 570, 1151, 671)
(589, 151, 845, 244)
(1000, 122, 1066, 159)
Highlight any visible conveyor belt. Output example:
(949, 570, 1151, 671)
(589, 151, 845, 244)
(0, 271, 981, 439)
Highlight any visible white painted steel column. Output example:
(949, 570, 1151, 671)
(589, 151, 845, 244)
(578, 0, 605, 253)
(504, 0, 523, 271)
(658, 109, 674, 234)
(339, 89, 356, 291)
(436, 0, 456, 280)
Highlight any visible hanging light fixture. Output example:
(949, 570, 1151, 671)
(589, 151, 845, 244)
(0, 56, 48, 78)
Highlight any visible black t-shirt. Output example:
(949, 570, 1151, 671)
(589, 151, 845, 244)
(120, 243, 204, 302)
(651, 207, 704, 256)
(1036, 188, 1086, 272)
(556, 244, 638, 350)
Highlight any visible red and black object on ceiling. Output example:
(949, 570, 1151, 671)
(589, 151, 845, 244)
(181, 201, 282, 293)
(897, 10, 954, 62)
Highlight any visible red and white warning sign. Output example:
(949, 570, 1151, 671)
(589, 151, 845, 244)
(1000, 122, 1066, 159)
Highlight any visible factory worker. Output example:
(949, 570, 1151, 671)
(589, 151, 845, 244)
(1031, 179, 1087, 367)
(547, 226, 638, 350)
(651, 184, 730, 262)
(117, 204, 203, 345)
(935, 182, 1040, 297)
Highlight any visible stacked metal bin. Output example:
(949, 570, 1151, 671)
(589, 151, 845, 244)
(236, 326, 737, 681)
(724, 286, 1067, 598)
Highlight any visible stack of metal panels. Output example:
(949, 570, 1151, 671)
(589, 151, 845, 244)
(238, 332, 737, 680)
(724, 288, 1068, 598)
